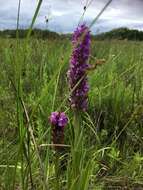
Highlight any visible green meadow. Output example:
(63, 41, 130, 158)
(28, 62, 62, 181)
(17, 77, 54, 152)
(0, 37, 143, 189)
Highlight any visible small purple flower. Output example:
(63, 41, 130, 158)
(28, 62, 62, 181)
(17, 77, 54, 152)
(49, 112, 68, 151)
(49, 111, 68, 128)
(58, 112, 68, 127)
(50, 111, 59, 125)
(67, 24, 91, 111)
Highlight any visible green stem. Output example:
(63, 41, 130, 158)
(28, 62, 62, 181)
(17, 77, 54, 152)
(55, 152, 60, 190)
(72, 110, 82, 185)
(74, 110, 81, 147)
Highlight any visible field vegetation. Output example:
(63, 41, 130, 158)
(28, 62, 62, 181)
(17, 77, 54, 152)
(0, 37, 143, 189)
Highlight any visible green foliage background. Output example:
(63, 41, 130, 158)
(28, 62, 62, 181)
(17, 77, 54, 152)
(0, 37, 143, 189)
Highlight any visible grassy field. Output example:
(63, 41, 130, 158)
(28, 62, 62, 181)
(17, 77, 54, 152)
(0, 38, 143, 190)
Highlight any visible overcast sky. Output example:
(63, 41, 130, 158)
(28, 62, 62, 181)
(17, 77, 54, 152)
(0, 0, 143, 33)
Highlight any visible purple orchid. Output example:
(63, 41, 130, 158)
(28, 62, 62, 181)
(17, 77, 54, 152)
(67, 24, 91, 111)
(49, 111, 68, 150)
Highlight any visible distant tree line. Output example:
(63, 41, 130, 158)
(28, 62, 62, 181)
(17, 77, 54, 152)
(0, 29, 62, 39)
(95, 28, 143, 41)
(0, 27, 143, 41)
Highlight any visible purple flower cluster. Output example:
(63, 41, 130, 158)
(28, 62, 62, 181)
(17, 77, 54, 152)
(67, 24, 91, 111)
(49, 112, 68, 150)
(50, 112, 68, 128)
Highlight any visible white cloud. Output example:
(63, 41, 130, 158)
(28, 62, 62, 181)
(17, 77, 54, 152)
(0, 0, 143, 33)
